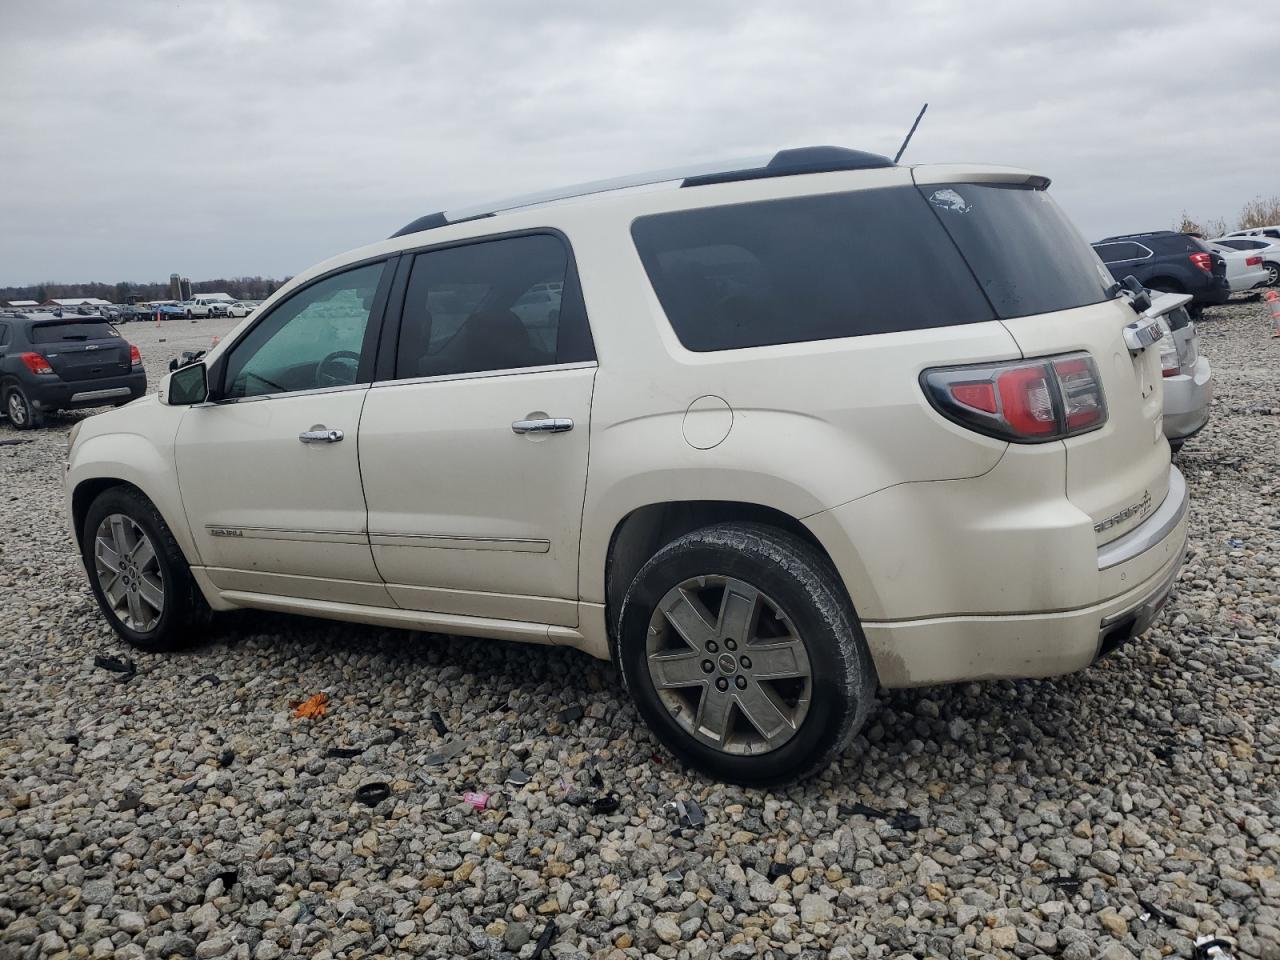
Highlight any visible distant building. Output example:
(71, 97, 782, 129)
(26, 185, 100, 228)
(43, 297, 112, 307)
(4, 299, 39, 309)
(180, 277, 192, 300)
(193, 292, 233, 302)
(169, 273, 182, 300)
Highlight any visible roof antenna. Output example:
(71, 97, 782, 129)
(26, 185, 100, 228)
(893, 102, 928, 164)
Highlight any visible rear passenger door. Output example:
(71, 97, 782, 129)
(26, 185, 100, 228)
(359, 233, 596, 627)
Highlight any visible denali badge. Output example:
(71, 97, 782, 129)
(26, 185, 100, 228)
(1094, 491, 1152, 534)
(209, 527, 243, 538)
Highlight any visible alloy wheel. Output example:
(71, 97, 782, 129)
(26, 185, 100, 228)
(1268, 264, 1279, 286)
(94, 513, 165, 632)
(645, 575, 812, 755)
(7, 392, 27, 426)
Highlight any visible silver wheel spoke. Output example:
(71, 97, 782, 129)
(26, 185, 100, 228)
(660, 587, 716, 647)
(649, 651, 709, 689)
(137, 574, 165, 613)
(130, 537, 156, 569)
(745, 638, 808, 680)
(104, 573, 127, 606)
(96, 540, 121, 574)
(717, 583, 757, 643)
(109, 516, 132, 554)
(125, 588, 146, 626)
(695, 686, 735, 743)
(735, 681, 795, 744)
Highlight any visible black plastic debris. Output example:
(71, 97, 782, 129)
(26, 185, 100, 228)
(326, 747, 363, 759)
(530, 921, 556, 959)
(558, 705, 584, 723)
(217, 749, 235, 768)
(1139, 897, 1176, 926)
(0, 439, 31, 448)
(840, 801, 921, 832)
(215, 868, 238, 889)
(430, 711, 449, 736)
(767, 861, 790, 881)
(355, 782, 391, 807)
(1194, 936, 1237, 960)
(591, 795, 619, 815)
(1045, 875, 1083, 898)
(505, 768, 531, 786)
(93, 654, 137, 683)
(418, 738, 472, 768)
(194, 673, 221, 687)
(63, 733, 80, 746)
(589, 767, 604, 790)
(667, 798, 705, 828)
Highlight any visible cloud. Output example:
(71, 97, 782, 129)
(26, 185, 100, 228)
(1, 0, 1276, 283)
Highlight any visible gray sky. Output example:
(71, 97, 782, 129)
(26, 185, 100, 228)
(2, 0, 1276, 286)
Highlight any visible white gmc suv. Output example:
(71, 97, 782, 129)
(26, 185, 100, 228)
(65, 146, 1188, 784)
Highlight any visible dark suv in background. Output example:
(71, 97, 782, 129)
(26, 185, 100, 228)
(0, 315, 146, 429)
(1092, 231, 1230, 313)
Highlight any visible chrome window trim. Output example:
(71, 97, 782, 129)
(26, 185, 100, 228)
(1096, 467, 1188, 570)
(195, 382, 372, 407)
(370, 360, 597, 390)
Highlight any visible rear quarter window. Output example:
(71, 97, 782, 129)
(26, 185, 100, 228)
(631, 187, 995, 352)
(922, 183, 1113, 319)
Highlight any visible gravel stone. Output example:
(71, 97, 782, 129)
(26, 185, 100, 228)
(0, 302, 1277, 957)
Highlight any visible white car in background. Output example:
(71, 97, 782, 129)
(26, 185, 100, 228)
(1212, 236, 1280, 287)
(1206, 242, 1270, 292)
(210, 301, 254, 318)
(1226, 225, 1280, 241)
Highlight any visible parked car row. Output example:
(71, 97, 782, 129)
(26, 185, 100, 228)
(62, 146, 1194, 784)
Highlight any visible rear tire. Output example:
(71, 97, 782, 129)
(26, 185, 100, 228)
(617, 522, 877, 785)
(1264, 262, 1279, 287)
(6, 386, 43, 430)
(82, 486, 210, 652)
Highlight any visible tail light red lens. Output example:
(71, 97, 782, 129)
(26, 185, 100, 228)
(1246, 255, 1263, 266)
(921, 352, 1108, 443)
(1189, 251, 1213, 273)
(129, 344, 142, 365)
(19, 352, 53, 375)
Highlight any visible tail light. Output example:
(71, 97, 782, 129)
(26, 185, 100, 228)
(129, 344, 142, 366)
(19, 352, 53, 375)
(1155, 317, 1180, 377)
(1246, 255, 1263, 266)
(921, 352, 1107, 443)
(1189, 252, 1213, 273)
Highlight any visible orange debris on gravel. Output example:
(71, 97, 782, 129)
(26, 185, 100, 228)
(293, 693, 329, 719)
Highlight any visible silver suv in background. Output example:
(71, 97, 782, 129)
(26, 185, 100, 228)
(1148, 292, 1212, 449)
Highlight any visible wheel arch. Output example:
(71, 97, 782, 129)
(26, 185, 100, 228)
(602, 499, 851, 664)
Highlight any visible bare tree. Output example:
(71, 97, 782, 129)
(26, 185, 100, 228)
(1237, 195, 1280, 230)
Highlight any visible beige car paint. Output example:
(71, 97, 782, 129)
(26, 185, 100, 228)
(66, 162, 1185, 687)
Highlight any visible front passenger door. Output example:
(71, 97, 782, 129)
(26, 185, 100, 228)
(175, 259, 394, 605)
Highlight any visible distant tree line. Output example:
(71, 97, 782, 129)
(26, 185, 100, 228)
(0, 276, 290, 304)
(1175, 194, 1280, 238)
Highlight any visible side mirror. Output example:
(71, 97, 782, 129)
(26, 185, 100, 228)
(161, 362, 209, 406)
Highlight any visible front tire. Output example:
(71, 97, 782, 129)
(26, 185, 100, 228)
(617, 522, 876, 785)
(82, 487, 209, 651)
(6, 386, 43, 429)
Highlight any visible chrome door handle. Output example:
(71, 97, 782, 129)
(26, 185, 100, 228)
(512, 418, 573, 435)
(299, 428, 344, 443)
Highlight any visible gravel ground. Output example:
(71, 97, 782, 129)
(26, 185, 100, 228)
(1, 302, 1278, 960)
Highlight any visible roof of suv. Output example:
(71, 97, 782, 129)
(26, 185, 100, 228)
(390, 145, 896, 239)
(1095, 231, 1188, 243)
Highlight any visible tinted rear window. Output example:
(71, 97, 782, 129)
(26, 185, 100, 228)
(923, 183, 1112, 319)
(29, 320, 119, 343)
(631, 187, 994, 351)
(1092, 241, 1146, 263)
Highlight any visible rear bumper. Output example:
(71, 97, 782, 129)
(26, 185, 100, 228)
(1229, 267, 1270, 292)
(1192, 278, 1231, 306)
(810, 462, 1189, 689)
(1162, 356, 1213, 440)
(28, 371, 147, 410)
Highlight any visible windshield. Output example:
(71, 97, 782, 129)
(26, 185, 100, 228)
(921, 183, 1115, 319)
(30, 320, 119, 343)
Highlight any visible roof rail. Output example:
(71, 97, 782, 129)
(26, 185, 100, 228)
(390, 145, 895, 239)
